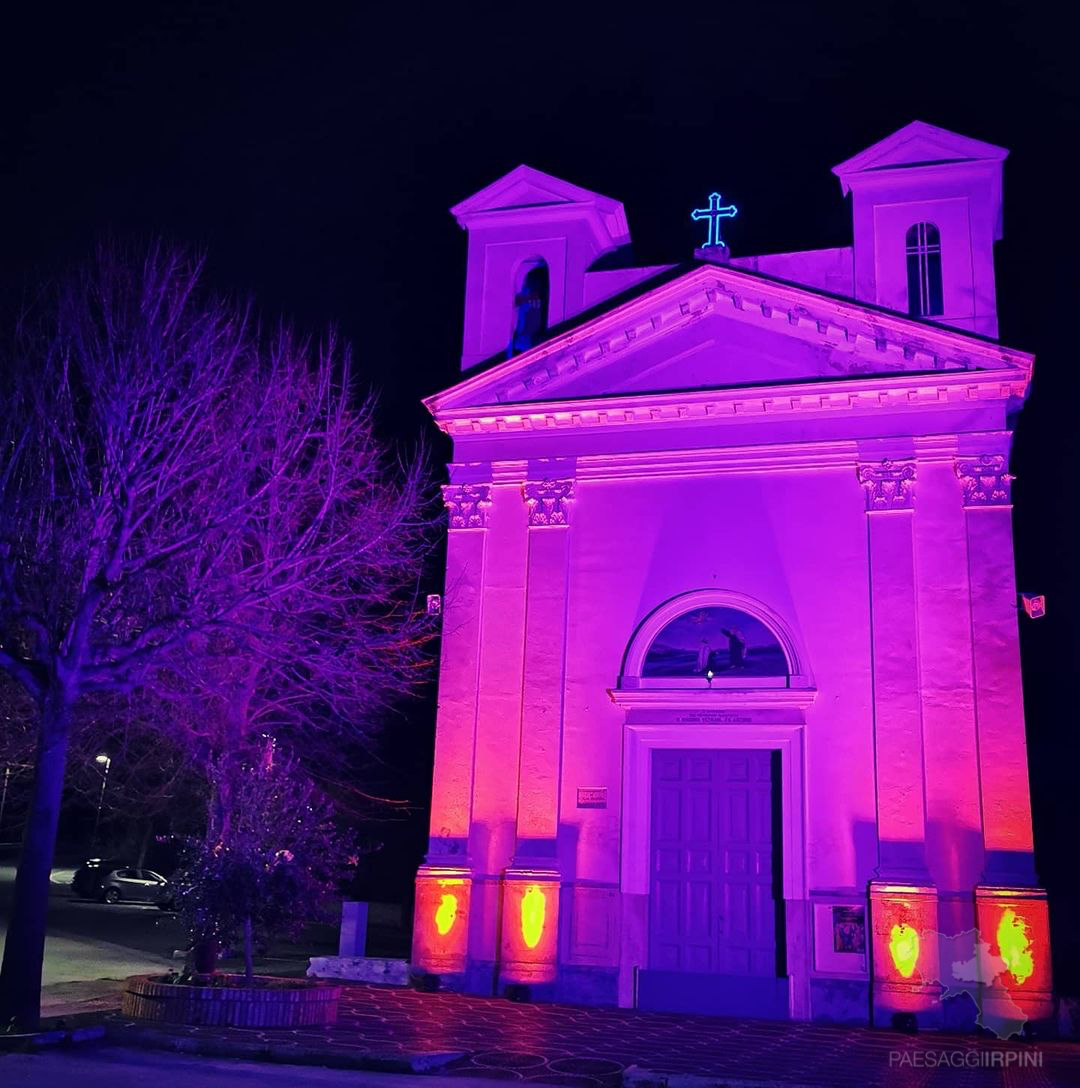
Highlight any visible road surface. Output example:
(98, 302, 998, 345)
(0, 863, 335, 1013)
(0, 865, 181, 986)
(1, 1046, 500, 1088)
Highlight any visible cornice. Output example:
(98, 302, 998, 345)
(831, 121, 1008, 183)
(431, 367, 1028, 439)
(426, 264, 1033, 423)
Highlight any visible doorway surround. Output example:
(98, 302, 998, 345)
(609, 589, 817, 1017)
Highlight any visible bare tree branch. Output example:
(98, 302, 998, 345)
(0, 241, 437, 1029)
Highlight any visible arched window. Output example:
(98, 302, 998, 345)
(905, 222, 943, 318)
(641, 606, 789, 681)
(509, 260, 549, 356)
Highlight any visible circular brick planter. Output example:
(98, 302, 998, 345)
(122, 974, 342, 1028)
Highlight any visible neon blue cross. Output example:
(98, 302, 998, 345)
(691, 192, 738, 249)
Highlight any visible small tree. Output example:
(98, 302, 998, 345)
(171, 754, 357, 981)
(0, 244, 432, 1030)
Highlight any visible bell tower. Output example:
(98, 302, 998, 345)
(451, 166, 632, 369)
(833, 121, 1008, 338)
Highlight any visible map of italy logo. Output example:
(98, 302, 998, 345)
(917, 909, 1035, 1039)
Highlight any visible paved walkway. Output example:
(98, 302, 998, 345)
(0, 1047, 520, 1088)
(103, 983, 1080, 1087)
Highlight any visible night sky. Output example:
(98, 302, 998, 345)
(4, 3, 1078, 980)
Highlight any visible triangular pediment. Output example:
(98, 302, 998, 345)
(832, 121, 1008, 191)
(427, 265, 1031, 418)
(451, 165, 624, 222)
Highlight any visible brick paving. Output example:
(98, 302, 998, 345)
(107, 982, 1080, 1088)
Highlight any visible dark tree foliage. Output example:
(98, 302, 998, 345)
(171, 754, 358, 982)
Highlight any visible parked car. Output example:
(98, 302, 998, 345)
(72, 857, 129, 900)
(100, 867, 171, 905)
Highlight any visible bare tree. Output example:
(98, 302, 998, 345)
(152, 327, 436, 836)
(0, 244, 432, 1029)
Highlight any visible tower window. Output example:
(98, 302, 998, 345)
(509, 261, 549, 356)
(905, 222, 943, 318)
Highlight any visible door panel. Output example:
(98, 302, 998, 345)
(640, 747, 788, 1017)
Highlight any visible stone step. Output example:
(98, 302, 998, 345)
(307, 956, 410, 985)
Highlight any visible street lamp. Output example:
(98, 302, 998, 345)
(0, 765, 11, 841)
(0, 763, 31, 844)
(90, 754, 112, 853)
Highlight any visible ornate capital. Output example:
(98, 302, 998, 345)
(955, 454, 1013, 507)
(857, 458, 916, 511)
(442, 483, 492, 530)
(523, 479, 574, 527)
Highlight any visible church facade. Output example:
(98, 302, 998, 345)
(411, 122, 1052, 1027)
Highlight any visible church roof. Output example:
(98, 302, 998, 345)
(465, 259, 695, 370)
(831, 121, 1008, 194)
(450, 164, 630, 244)
(454, 252, 1018, 388)
(425, 260, 1032, 438)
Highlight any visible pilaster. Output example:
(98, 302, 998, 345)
(465, 481, 529, 990)
(498, 478, 574, 994)
(857, 458, 929, 881)
(911, 459, 983, 924)
(954, 454, 1037, 885)
(413, 483, 489, 982)
(424, 483, 491, 862)
(512, 479, 575, 856)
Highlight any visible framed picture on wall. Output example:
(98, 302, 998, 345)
(832, 905, 866, 954)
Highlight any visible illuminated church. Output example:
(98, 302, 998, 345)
(411, 122, 1051, 1027)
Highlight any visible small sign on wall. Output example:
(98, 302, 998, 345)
(1020, 593, 1046, 618)
(576, 787, 607, 809)
(672, 712, 754, 725)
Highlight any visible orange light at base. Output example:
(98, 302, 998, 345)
(412, 868, 471, 978)
(996, 907, 1034, 985)
(499, 870, 559, 987)
(974, 886, 1052, 1023)
(868, 882, 940, 1028)
(870, 883, 937, 986)
(435, 892, 459, 936)
(888, 923, 920, 978)
(520, 885, 546, 948)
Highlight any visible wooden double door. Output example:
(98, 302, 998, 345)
(637, 747, 789, 1017)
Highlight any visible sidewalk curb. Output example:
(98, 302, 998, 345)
(0, 1025, 106, 1052)
(104, 1022, 467, 1073)
(625, 1066, 821, 1088)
